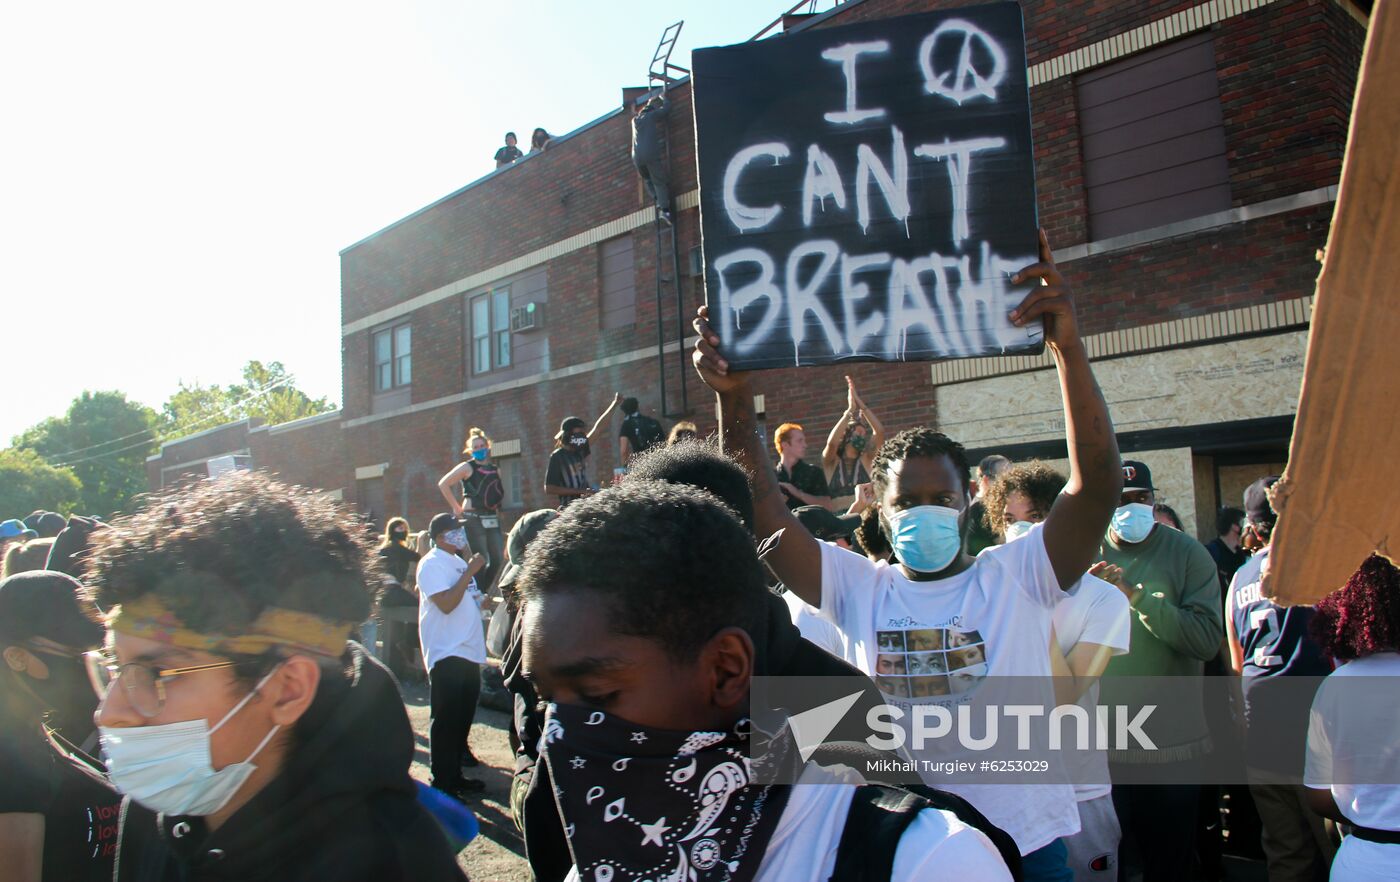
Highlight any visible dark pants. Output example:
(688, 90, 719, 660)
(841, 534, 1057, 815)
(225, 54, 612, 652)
(429, 656, 481, 788)
(462, 513, 505, 593)
(1111, 764, 1200, 882)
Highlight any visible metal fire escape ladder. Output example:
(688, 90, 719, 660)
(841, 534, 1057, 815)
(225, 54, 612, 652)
(646, 21, 689, 418)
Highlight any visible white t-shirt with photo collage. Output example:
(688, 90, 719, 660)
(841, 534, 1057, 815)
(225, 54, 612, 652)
(818, 522, 1079, 855)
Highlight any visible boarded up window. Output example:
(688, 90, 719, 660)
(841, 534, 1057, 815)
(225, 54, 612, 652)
(600, 236, 636, 330)
(1078, 33, 1231, 240)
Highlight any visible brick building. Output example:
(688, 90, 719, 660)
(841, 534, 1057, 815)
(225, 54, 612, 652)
(149, 0, 1368, 541)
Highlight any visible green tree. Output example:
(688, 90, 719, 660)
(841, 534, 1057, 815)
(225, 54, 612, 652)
(0, 449, 82, 518)
(161, 361, 334, 439)
(10, 391, 155, 518)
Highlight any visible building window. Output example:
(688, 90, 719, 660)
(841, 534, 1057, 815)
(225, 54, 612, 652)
(471, 287, 512, 374)
(497, 456, 524, 508)
(372, 323, 411, 392)
(600, 236, 636, 330)
(1077, 33, 1231, 240)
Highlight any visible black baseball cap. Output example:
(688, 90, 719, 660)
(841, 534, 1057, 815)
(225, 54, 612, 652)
(429, 512, 463, 539)
(1122, 461, 1156, 491)
(497, 509, 560, 594)
(795, 505, 861, 543)
(1244, 476, 1281, 526)
(556, 417, 586, 441)
(0, 571, 104, 649)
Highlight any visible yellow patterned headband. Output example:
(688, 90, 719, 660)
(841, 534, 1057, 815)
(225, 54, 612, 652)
(108, 595, 354, 659)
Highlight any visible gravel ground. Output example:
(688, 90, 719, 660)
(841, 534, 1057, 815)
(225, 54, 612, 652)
(401, 676, 532, 882)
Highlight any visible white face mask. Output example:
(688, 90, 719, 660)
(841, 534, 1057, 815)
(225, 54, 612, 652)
(1003, 520, 1036, 543)
(100, 669, 281, 817)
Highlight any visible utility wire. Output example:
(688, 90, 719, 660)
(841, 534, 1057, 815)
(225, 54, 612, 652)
(49, 374, 300, 469)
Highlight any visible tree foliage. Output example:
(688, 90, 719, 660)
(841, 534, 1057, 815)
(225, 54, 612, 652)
(10, 391, 155, 518)
(0, 449, 82, 518)
(161, 360, 334, 439)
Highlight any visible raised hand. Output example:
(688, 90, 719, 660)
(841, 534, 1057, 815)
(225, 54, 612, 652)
(1009, 229, 1081, 353)
(692, 305, 750, 395)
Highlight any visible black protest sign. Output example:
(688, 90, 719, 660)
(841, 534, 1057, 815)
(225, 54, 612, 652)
(693, 2, 1043, 371)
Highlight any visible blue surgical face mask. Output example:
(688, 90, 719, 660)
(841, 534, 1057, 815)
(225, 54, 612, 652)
(1003, 520, 1036, 543)
(883, 505, 962, 573)
(1111, 503, 1155, 544)
(100, 669, 281, 817)
(471, 448, 489, 462)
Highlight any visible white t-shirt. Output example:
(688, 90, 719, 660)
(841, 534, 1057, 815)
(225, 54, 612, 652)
(1305, 651, 1400, 831)
(561, 763, 1012, 882)
(818, 522, 1079, 854)
(1052, 574, 1132, 801)
(782, 588, 847, 658)
(416, 546, 485, 670)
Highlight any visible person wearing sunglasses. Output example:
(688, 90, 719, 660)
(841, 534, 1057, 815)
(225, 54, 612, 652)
(83, 471, 467, 882)
(0, 570, 120, 882)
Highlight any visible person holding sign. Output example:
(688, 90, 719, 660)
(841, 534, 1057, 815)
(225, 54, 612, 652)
(692, 231, 1123, 879)
(821, 376, 885, 511)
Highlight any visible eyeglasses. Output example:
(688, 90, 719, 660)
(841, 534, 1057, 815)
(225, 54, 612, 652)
(84, 650, 238, 719)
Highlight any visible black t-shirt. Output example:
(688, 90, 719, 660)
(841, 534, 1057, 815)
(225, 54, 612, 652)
(461, 462, 505, 512)
(776, 459, 829, 510)
(545, 448, 589, 508)
(494, 144, 523, 164)
(376, 543, 420, 586)
(618, 414, 665, 459)
(0, 726, 121, 882)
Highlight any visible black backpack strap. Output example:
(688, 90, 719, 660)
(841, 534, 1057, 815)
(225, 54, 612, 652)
(829, 783, 1024, 882)
(830, 785, 928, 882)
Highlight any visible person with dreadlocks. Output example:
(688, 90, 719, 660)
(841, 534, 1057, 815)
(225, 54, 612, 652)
(821, 375, 885, 511)
(1304, 553, 1400, 882)
(694, 230, 1123, 880)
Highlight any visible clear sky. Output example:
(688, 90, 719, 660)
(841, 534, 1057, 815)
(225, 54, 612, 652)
(1, 0, 811, 445)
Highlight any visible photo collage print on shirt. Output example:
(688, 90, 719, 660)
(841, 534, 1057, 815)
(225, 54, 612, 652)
(874, 628, 988, 699)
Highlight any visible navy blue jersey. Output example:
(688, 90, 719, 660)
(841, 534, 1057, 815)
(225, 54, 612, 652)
(1227, 547, 1331, 772)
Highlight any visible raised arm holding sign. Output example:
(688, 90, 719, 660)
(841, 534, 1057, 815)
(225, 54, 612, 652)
(693, 230, 1121, 603)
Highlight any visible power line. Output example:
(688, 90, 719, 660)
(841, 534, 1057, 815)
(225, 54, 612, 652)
(49, 374, 300, 469)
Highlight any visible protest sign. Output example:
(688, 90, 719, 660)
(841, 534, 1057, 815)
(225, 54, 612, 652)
(693, 2, 1043, 371)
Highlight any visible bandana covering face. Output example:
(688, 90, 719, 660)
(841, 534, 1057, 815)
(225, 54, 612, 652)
(542, 704, 790, 882)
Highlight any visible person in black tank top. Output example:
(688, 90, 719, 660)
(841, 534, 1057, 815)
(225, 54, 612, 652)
(437, 427, 507, 592)
(821, 376, 885, 510)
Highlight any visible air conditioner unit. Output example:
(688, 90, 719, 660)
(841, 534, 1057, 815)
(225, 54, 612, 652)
(511, 302, 543, 332)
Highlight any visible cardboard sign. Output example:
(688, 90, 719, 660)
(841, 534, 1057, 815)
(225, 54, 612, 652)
(1265, 0, 1400, 605)
(693, 2, 1043, 371)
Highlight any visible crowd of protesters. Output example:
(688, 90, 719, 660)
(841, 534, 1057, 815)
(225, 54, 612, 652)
(2, 239, 1396, 882)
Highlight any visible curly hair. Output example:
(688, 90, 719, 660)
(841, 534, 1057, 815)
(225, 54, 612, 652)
(518, 481, 768, 663)
(85, 471, 374, 637)
(625, 439, 754, 532)
(981, 461, 1066, 537)
(1310, 554, 1400, 661)
(870, 428, 971, 499)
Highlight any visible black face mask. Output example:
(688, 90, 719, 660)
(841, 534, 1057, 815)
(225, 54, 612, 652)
(25, 651, 98, 740)
(391, 530, 407, 542)
(569, 435, 590, 457)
